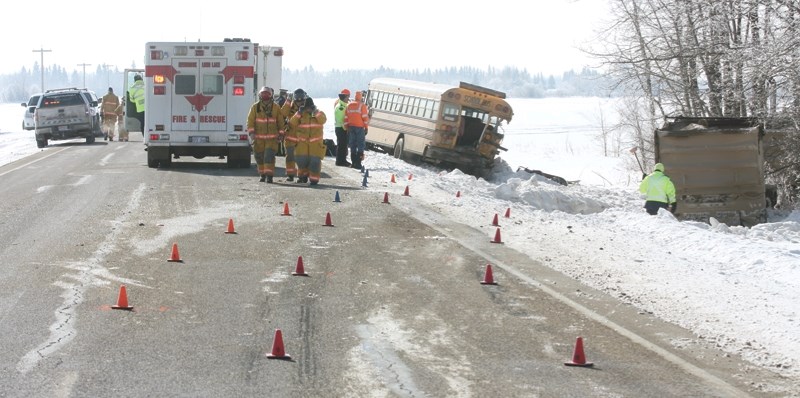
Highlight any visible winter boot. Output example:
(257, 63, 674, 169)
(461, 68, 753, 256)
(267, 176, 274, 183)
(259, 175, 266, 182)
(285, 175, 294, 182)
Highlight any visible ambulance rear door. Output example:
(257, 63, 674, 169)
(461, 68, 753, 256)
(169, 57, 229, 139)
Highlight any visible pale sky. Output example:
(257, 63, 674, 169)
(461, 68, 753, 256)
(2, 0, 609, 76)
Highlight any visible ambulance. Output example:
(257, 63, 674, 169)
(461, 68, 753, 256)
(135, 39, 283, 168)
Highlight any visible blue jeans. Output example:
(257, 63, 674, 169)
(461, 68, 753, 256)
(348, 126, 366, 153)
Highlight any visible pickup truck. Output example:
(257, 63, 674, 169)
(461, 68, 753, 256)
(34, 88, 101, 148)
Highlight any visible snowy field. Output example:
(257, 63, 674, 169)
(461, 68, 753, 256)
(1, 98, 798, 392)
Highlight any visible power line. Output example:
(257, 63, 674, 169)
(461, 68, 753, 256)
(32, 47, 52, 91)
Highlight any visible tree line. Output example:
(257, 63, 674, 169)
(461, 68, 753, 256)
(0, 65, 611, 103)
(590, 0, 799, 208)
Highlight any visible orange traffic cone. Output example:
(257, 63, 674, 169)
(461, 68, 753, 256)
(281, 202, 291, 216)
(408, 173, 413, 181)
(564, 337, 593, 367)
(491, 213, 500, 226)
(504, 207, 511, 218)
(167, 243, 183, 262)
(292, 256, 308, 276)
(111, 285, 133, 310)
(225, 218, 237, 234)
(266, 329, 291, 359)
(323, 212, 334, 227)
(480, 264, 497, 285)
(390, 174, 396, 183)
(382, 192, 390, 204)
(402, 186, 410, 196)
(456, 191, 461, 198)
(490, 228, 503, 244)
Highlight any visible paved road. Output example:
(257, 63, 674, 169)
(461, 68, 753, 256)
(0, 138, 787, 397)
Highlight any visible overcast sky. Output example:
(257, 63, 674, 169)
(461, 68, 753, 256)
(2, 0, 608, 76)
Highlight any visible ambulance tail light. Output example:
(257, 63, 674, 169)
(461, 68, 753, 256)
(236, 51, 249, 61)
(232, 86, 245, 96)
(153, 86, 166, 95)
(154, 75, 166, 84)
(150, 50, 164, 60)
(149, 133, 169, 141)
(228, 133, 248, 141)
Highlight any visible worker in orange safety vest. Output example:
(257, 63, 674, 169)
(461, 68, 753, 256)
(344, 90, 369, 169)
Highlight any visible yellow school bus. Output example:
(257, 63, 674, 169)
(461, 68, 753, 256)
(364, 78, 512, 174)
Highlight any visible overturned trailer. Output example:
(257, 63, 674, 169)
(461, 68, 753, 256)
(654, 117, 768, 227)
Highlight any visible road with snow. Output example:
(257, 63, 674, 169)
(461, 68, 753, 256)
(0, 137, 788, 397)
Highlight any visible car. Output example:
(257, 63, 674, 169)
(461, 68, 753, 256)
(21, 93, 42, 131)
(79, 89, 104, 137)
(33, 88, 101, 148)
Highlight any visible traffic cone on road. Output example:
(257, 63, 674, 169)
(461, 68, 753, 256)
(490, 228, 503, 244)
(402, 186, 410, 196)
(281, 202, 291, 216)
(390, 173, 396, 183)
(382, 192, 390, 204)
(111, 285, 133, 310)
(480, 264, 498, 285)
(167, 243, 183, 262)
(266, 329, 291, 359)
(564, 337, 594, 367)
(225, 218, 237, 234)
(334, 191, 341, 203)
(362, 174, 368, 188)
(292, 256, 308, 276)
(323, 212, 334, 227)
(456, 191, 461, 198)
(504, 207, 511, 218)
(491, 213, 500, 227)
(408, 173, 413, 181)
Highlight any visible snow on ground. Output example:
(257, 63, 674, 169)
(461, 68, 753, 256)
(1, 99, 798, 389)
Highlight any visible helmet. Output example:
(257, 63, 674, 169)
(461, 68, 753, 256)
(133, 74, 142, 81)
(654, 163, 664, 172)
(340, 89, 351, 96)
(259, 86, 274, 102)
(293, 88, 307, 101)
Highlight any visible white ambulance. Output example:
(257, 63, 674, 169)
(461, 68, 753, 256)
(139, 39, 283, 168)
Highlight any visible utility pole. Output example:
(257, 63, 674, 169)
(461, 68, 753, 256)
(78, 63, 92, 88)
(32, 46, 52, 92)
(101, 63, 115, 88)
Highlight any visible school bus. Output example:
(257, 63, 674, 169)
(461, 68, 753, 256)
(364, 78, 512, 174)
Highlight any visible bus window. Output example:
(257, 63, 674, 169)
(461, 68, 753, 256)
(442, 102, 459, 122)
(411, 97, 420, 116)
(402, 96, 411, 114)
(175, 75, 196, 95)
(431, 101, 440, 119)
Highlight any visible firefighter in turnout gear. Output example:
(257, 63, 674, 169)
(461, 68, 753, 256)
(115, 96, 128, 141)
(101, 87, 120, 141)
(344, 90, 369, 169)
(639, 162, 677, 215)
(280, 88, 307, 181)
(247, 87, 286, 183)
(288, 97, 327, 185)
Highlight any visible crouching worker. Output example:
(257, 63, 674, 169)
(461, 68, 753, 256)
(289, 97, 327, 185)
(247, 86, 286, 183)
(639, 162, 677, 215)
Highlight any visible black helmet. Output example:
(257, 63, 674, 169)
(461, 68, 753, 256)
(134, 74, 143, 81)
(293, 88, 307, 101)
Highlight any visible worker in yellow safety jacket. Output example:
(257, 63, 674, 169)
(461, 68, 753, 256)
(288, 96, 327, 185)
(639, 162, 677, 215)
(281, 88, 307, 182)
(247, 86, 286, 183)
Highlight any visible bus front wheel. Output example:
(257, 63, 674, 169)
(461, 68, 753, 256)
(393, 137, 405, 159)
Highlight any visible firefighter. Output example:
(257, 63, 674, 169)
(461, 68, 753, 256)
(288, 97, 327, 185)
(247, 86, 286, 183)
(101, 87, 120, 141)
(639, 163, 677, 215)
(115, 96, 128, 141)
(127, 74, 145, 135)
(281, 88, 307, 182)
(344, 90, 369, 169)
(334, 89, 351, 166)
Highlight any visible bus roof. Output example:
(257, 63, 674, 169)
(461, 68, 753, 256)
(369, 78, 508, 100)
